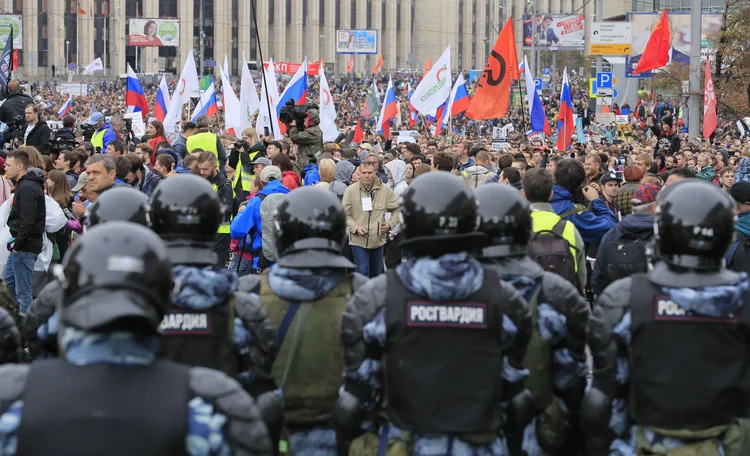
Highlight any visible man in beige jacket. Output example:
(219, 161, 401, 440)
(342, 161, 401, 277)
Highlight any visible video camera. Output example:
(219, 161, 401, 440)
(279, 99, 317, 131)
(234, 139, 249, 151)
(79, 124, 96, 142)
(5, 115, 25, 142)
(49, 135, 80, 154)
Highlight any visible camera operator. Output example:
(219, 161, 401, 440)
(281, 100, 323, 168)
(0, 81, 33, 125)
(86, 111, 117, 153)
(228, 127, 266, 201)
(49, 115, 79, 156)
(22, 104, 51, 154)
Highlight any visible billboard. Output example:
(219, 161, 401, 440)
(626, 12, 722, 77)
(523, 15, 585, 49)
(0, 15, 22, 50)
(335, 29, 378, 54)
(128, 19, 179, 47)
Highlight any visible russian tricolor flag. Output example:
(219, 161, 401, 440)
(557, 67, 575, 151)
(153, 75, 170, 122)
(408, 83, 417, 127)
(438, 74, 470, 135)
(432, 99, 448, 136)
(376, 77, 398, 139)
(276, 57, 308, 118)
(523, 56, 551, 136)
(125, 64, 149, 117)
(57, 94, 72, 118)
(191, 82, 219, 121)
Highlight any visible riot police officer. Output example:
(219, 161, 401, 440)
(0, 222, 272, 455)
(241, 187, 365, 455)
(336, 171, 533, 455)
(475, 184, 590, 455)
(24, 187, 152, 360)
(149, 174, 277, 398)
(582, 179, 750, 455)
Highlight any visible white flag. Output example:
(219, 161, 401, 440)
(256, 58, 282, 140)
(319, 64, 338, 142)
(83, 57, 104, 75)
(239, 52, 260, 132)
(221, 67, 242, 137)
(164, 50, 199, 133)
(410, 46, 451, 115)
(223, 55, 230, 79)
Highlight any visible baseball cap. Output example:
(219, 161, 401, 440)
(86, 112, 104, 125)
(632, 183, 660, 207)
(359, 143, 373, 151)
(599, 172, 620, 185)
(250, 157, 272, 166)
(730, 182, 750, 205)
(267, 141, 283, 150)
(260, 165, 282, 183)
(72, 172, 88, 193)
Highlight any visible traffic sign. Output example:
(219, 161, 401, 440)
(597, 88, 613, 97)
(590, 44, 632, 55)
(533, 78, 543, 91)
(68, 63, 76, 72)
(597, 97, 613, 107)
(590, 22, 632, 55)
(590, 78, 597, 98)
(543, 68, 550, 75)
(203, 60, 216, 67)
(597, 72, 613, 89)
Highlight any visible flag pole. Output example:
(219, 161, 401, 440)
(518, 80, 527, 135)
(9, 27, 13, 83)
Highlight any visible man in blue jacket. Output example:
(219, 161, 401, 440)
(230, 165, 290, 272)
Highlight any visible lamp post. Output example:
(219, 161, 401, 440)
(65, 40, 69, 69)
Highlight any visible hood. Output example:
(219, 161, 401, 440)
(21, 168, 45, 185)
(282, 170, 301, 185)
(267, 265, 346, 302)
(660, 273, 750, 318)
(511, 180, 523, 191)
(464, 165, 491, 176)
(618, 214, 655, 237)
(258, 179, 290, 196)
(307, 108, 320, 126)
(98, 122, 113, 132)
(737, 211, 750, 237)
(334, 160, 356, 183)
(551, 185, 575, 206)
(172, 265, 238, 309)
(304, 164, 318, 175)
(359, 176, 383, 192)
(384, 159, 407, 186)
(396, 253, 484, 302)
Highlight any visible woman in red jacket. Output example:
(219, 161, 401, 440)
(147, 120, 170, 152)
(271, 153, 300, 190)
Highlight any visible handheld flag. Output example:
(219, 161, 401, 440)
(424, 58, 431, 72)
(239, 52, 260, 131)
(410, 46, 451, 115)
(466, 18, 518, 120)
(373, 54, 384, 75)
(77, 2, 86, 14)
(703, 58, 717, 139)
(163, 49, 200, 132)
(191, 82, 219, 121)
(319, 65, 339, 142)
(0, 27, 13, 96)
(438, 74, 470, 133)
(407, 83, 417, 127)
(223, 55, 230, 79)
(347, 57, 354, 73)
(220, 69, 242, 136)
(376, 77, 398, 139)
(633, 9, 671, 75)
(353, 119, 364, 143)
(557, 67, 574, 151)
(83, 57, 104, 75)
(57, 94, 73, 118)
(275, 57, 308, 117)
(152, 75, 171, 122)
(364, 79, 380, 120)
(257, 58, 282, 139)
(125, 64, 149, 117)
(523, 55, 551, 135)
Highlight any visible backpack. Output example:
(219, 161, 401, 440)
(528, 219, 581, 291)
(602, 228, 652, 287)
(737, 158, 750, 184)
(259, 193, 287, 267)
(725, 239, 750, 274)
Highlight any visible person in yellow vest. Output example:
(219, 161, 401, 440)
(187, 114, 227, 171)
(85, 112, 116, 153)
(522, 167, 588, 293)
(229, 127, 267, 202)
(195, 151, 234, 268)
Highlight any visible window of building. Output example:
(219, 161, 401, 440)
(351, 0, 357, 27)
(335, 0, 340, 27)
(231, 0, 238, 75)
(286, 0, 292, 24)
(320, 0, 325, 25)
(38, 0, 48, 67)
(269, 1, 274, 24)
(366, 0, 372, 29)
(381, 0, 386, 30)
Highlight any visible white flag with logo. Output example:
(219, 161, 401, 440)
(319, 65, 338, 142)
(239, 52, 260, 132)
(83, 58, 104, 75)
(164, 50, 199, 133)
(256, 58, 282, 140)
(409, 46, 451, 115)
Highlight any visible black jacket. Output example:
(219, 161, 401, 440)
(210, 173, 233, 227)
(0, 93, 33, 125)
(8, 169, 45, 254)
(52, 127, 76, 143)
(24, 121, 51, 155)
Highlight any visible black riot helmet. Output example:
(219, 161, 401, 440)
(56, 221, 172, 331)
(86, 187, 150, 229)
(149, 174, 222, 266)
(399, 171, 486, 256)
(655, 179, 736, 271)
(475, 184, 532, 259)
(273, 187, 355, 269)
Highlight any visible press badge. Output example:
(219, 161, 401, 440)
(362, 197, 373, 212)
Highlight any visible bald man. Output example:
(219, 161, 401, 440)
(0, 80, 33, 126)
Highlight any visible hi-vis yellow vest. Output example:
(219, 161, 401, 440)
(187, 132, 219, 160)
(233, 150, 260, 193)
(530, 210, 579, 272)
(211, 182, 234, 234)
(91, 129, 105, 150)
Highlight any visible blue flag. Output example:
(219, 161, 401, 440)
(0, 28, 13, 96)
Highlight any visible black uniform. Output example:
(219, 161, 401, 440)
(582, 179, 750, 455)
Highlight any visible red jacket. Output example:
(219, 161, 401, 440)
(282, 171, 300, 190)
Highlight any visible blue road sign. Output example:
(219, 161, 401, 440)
(204, 60, 216, 67)
(534, 78, 543, 91)
(597, 72, 613, 89)
(543, 68, 550, 75)
(68, 63, 76, 72)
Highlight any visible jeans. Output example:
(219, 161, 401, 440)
(230, 256, 255, 276)
(351, 246, 384, 278)
(4, 251, 38, 313)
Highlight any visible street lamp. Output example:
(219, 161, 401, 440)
(65, 40, 69, 70)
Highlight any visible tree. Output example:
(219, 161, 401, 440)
(714, 1, 750, 115)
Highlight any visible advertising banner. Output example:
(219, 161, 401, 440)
(0, 16, 22, 50)
(335, 29, 378, 54)
(626, 12, 722, 78)
(523, 15, 585, 49)
(128, 19, 179, 47)
(262, 60, 323, 77)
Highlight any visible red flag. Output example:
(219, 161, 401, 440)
(353, 119, 364, 143)
(423, 58, 431, 72)
(703, 58, 717, 139)
(11, 50, 17, 71)
(347, 57, 354, 73)
(633, 9, 671, 75)
(372, 55, 384, 75)
(466, 18, 518, 120)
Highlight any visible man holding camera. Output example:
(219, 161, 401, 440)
(86, 112, 117, 153)
(282, 101, 323, 168)
(229, 131, 266, 202)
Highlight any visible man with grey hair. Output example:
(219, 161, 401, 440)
(591, 183, 660, 295)
(186, 114, 227, 171)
